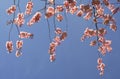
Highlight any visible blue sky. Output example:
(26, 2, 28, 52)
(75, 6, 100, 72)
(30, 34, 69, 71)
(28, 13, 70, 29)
(0, 0, 120, 79)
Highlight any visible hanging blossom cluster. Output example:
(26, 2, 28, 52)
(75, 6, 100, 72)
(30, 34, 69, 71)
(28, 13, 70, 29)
(6, 5, 16, 15)
(25, 1, 33, 15)
(6, 40, 23, 57)
(48, 28, 67, 62)
(5, 0, 119, 76)
(14, 13, 25, 26)
(97, 58, 105, 76)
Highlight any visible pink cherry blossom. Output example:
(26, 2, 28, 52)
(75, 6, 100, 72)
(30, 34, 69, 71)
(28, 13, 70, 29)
(27, 12, 42, 26)
(14, 13, 25, 26)
(15, 50, 22, 57)
(16, 40, 23, 49)
(6, 5, 16, 15)
(25, 1, 33, 15)
(56, 14, 63, 22)
(6, 41, 13, 53)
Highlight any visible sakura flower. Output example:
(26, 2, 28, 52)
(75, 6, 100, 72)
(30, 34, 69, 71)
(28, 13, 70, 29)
(90, 40, 97, 46)
(92, 0, 100, 5)
(97, 7, 104, 16)
(55, 27, 62, 35)
(14, 13, 25, 26)
(45, 7, 54, 18)
(76, 10, 83, 17)
(63, 0, 77, 9)
(54, 36, 61, 46)
(98, 45, 106, 55)
(6, 41, 13, 53)
(56, 5, 64, 12)
(19, 31, 33, 39)
(15, 50, 22, 57)
(98, 28, 107, 36)
(27, 12, 41, 26)
(110, 24, 117, 31)
(6, 5, 16, 15)
(60, 32, 67, 41)
(98, 37, 105, 43)
(25, 1, 33, 15)
(48, 42, 56, 55)
(103, 0, 109, 6)
(80, 4, 92, 13)
(107, 4, 115, 12)
(56, 14, 63, 22)
(84, 28, 96, 37)
(50, 54, 56, 62)
(104, 40, 112, 52)
(69, 6, 78, 14)
(103, 18, 109, 25)
(97, 58, 102, 65)
(97, 58, 105, 76)
(16, 40, 23, 49)
(84, 11, 92, 20)
(111, 7, 120, 15)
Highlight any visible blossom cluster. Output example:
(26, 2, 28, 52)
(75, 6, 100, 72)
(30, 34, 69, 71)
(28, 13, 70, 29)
(97, 58, 105, 76)
(14, 13, 25, 26)
(19, 31, 33, 39)
(27, 12, 42, 26)
(6, 5, 16, 15)
(25, 1, 33, 15)
(48, 28, 67, 62)
(6, 40, 23, 57)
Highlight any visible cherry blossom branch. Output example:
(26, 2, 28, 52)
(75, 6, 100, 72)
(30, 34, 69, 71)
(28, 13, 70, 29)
(93, 6, 101, 58)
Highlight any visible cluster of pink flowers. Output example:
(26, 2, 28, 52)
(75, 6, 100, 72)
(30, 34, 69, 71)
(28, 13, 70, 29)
(80, 4, 92, 20)
(19, 31, 33, 39)
(14, 13, 25, 26)
(6, 41, 13, 53)
(56, 14, 63, 22)
(81, 28, 96, 41)
(6, 5, 16, 15)
(27, 12, 42, 26)
(25, 1, 33, 15)
(81, 27, 107, 40)
(64, 0, 77, 9)
(97, 58, 105, 76)
(98, 37, 112, 55)
(16, 40, 23, 57)
(6, 40, 23, 57)
(48, 28, 67, 62)
(64, 0, 78, 14)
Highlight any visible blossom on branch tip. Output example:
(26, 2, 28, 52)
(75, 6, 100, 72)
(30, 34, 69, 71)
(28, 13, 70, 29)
(27, 12, 42, 26)
(14, 13, 25, 26)
(56, 5, 64, 13)
(6, 41, 13, 53)
(110, 24, 117, 31)
(6, 5, 16, 15)
(19, 31, 33, 39)
(25, 1, 33, 15)
(97, 58, 105, 76)
(15, 50, 22, 57)
(55, 27, 62, 35)
(60, 32, 67, 41)
(56, 14, 63, 22)
(50, 54, 56, 62)
(16, 40, 23, 49)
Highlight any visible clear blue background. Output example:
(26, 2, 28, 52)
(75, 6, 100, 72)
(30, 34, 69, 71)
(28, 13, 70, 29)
(0, 0, 120, 79)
